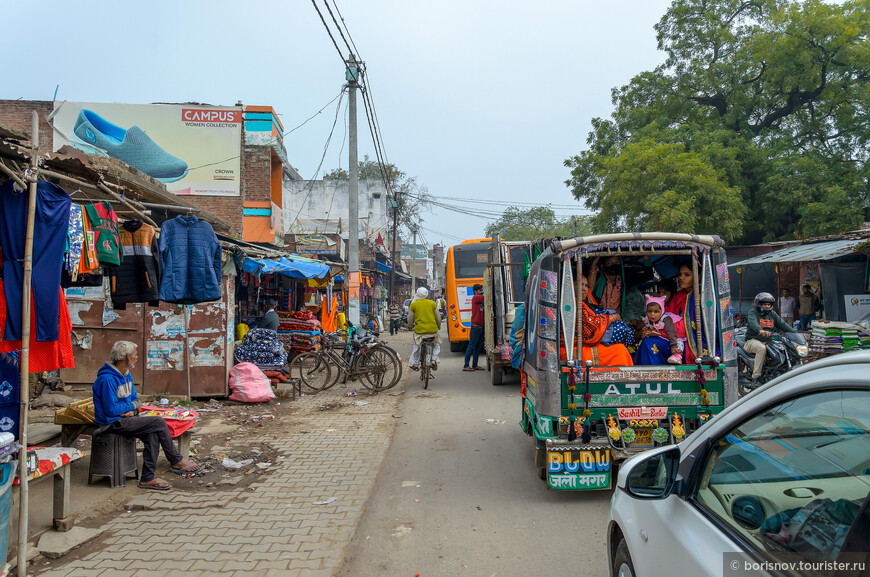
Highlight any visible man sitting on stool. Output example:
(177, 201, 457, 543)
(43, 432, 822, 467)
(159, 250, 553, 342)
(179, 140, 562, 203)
(93, 341, 203, 491)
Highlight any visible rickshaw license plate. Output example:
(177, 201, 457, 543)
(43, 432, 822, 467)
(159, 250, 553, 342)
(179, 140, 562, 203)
(633, 428, 654, 447)
(546, 447, 611, 491)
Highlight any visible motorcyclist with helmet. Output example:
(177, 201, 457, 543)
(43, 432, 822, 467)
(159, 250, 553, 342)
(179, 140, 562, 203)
(744, 292, 798, 386)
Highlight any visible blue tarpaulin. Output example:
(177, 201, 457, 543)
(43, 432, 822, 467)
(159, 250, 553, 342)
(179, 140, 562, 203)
(241, 256, 330, 279)
(375, 261, 392, 274)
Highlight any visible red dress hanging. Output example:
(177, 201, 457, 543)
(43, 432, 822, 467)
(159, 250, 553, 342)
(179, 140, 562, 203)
(0, 280, 75, 372)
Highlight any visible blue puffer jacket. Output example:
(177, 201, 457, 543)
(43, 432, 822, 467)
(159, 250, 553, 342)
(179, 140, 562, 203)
(158, 215, 222, 303)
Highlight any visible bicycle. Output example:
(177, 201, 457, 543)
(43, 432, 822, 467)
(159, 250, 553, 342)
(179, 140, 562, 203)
(418, 337, 437, 389)
(294, 328, 402, 392)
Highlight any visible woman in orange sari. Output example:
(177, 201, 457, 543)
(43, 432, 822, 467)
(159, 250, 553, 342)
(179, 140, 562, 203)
(580, 276, 633, 366)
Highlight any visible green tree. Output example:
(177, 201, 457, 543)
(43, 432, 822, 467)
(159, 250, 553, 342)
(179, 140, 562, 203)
(324, 156, 431, 232)
(484, 206, 592, 241)
(566, 0, 870, 243)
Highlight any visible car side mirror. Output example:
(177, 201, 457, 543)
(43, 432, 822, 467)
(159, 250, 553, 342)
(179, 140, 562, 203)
(624, 445, 680, 499)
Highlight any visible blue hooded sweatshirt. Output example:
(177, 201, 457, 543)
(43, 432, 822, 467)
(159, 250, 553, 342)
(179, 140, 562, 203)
(92, 363, 139, 427)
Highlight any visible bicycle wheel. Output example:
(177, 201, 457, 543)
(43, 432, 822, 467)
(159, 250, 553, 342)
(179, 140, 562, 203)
(375, 343, 404, 385)
(359, 345, 402, 391)
(293, 352, 332, 392)
(317, 350, 345, 391)
(421, 344, 430, 389)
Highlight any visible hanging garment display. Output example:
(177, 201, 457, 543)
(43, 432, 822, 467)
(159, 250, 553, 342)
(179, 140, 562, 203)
(78, 209, 99, 275)
(110, 220, 160, 309)
(158, 215, 221, 304)
(66, 204, 84, 278)
(0, 281, 75, 372)
(0, 180, 72, 342)
(84, 202, 123, 267)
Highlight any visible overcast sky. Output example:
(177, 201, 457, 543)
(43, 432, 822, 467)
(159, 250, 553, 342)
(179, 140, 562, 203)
(4, 0, 673, 248)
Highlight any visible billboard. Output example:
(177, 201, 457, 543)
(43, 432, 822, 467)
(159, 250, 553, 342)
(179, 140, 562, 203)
(52, 101, 242, 196)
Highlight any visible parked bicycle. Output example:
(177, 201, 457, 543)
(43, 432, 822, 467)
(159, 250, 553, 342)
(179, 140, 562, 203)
(292, 326, 402, 393)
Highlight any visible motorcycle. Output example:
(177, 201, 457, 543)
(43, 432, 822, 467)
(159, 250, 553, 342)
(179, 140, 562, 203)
(736, 327, 808, 396)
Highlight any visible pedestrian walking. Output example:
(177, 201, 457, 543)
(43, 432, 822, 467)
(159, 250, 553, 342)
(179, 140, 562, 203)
(463, 284, 485, 372)
(389, 298, 401, 335)
(778, 288, 796, 329)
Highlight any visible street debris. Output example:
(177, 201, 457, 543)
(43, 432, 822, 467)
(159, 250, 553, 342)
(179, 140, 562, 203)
(484, 418, 506, 424)
(313, 497, 336, 505)
(221, 457, 253, 469)
(256, 462, 271, 469)
(353, 401, 369, 406)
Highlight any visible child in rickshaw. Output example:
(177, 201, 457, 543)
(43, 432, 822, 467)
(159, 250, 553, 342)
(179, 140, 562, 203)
(634, 294, 682, 365)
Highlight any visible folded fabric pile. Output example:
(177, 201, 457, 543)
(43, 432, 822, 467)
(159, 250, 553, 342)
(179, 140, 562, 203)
(810, 320, 870, 355)
(277, 311, 322, 353)
(234, 328, 288, 370)
(263, 369, 290, 386)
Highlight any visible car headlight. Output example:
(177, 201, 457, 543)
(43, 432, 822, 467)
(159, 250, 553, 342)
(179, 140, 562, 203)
(796, 345, 808, 357)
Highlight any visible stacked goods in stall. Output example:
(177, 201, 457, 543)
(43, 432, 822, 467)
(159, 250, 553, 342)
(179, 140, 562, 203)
(234, 328, 287, 370)
(276, 310, 321, 353)
(810, 320, 870, 355)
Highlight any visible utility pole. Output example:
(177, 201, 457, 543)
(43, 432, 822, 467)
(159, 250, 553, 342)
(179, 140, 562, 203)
(409, 223, 418, 296)
(388, 195, 398, 304)
(346, 54, 360, 326)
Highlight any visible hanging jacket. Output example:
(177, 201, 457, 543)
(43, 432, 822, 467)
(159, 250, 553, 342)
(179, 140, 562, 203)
(158, 215, 222, 304)
(84, 202, 122, 267)
(77, 208, 99, 275)
(110, 220, 160, 309)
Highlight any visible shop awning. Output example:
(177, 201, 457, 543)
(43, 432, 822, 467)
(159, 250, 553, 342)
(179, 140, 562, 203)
(241, 256, 331, 279)
(729, 238, 870, 267)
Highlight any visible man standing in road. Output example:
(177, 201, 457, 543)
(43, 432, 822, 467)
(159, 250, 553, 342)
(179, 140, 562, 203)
(778, 288, 796, 329)
(463, 284, 485, 372)
(797, 284, 820, 330)
(389, 298, 401, 335)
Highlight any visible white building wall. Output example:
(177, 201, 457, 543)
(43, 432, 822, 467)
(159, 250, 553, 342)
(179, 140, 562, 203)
(283, 179, 388, 238)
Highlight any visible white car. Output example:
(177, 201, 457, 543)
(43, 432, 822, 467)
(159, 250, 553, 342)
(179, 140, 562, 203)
(608, 350, 870, 577)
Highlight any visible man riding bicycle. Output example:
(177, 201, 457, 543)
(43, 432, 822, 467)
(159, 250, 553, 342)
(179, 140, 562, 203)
(408, 287, 441, 371)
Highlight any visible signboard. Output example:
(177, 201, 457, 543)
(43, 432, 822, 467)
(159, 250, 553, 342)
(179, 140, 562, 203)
(455, 285, 474, 327)
(844, 294, 870, 323)
(52, 101, 242, 196)
(546, 446, 611, 491)
(617, 407, 668, 420)
(295, 234, 339, 255)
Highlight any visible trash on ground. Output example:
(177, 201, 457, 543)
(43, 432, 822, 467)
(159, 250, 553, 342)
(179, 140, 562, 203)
(353, 401, 369, 406)
(313, 497, 336, 505)
(256, 462, 271, 469)
(484, 419, 506, 424)
(221, 457, 254, 469)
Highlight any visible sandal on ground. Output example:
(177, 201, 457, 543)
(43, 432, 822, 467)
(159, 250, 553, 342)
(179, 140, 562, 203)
(138, 479, 172, 491)
(473, 366, 485, 371)
(462, 367, 474, 372)
(171, 459, 204, 475)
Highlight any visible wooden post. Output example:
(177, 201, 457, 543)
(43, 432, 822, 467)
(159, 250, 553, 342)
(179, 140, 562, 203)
(17, 110, 39, 577)
(692, 255, 703, 357)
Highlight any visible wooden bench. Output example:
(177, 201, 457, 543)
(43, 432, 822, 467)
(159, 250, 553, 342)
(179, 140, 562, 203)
(60, 424, 194, 458)
(12, 451, 79, 532)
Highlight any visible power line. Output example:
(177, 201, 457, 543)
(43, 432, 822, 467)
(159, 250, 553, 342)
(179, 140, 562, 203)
(284, 90, 343, 136)
(287, 88, 346, 231)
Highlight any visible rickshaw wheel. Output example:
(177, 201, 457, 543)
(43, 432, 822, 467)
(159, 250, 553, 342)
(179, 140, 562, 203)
(534, 438, 547, 480)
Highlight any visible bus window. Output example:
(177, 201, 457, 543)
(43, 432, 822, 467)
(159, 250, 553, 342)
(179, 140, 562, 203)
(454, 243, 489, 278)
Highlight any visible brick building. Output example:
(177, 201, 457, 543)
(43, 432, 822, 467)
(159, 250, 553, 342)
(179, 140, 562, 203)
(0, 99, 301, 246)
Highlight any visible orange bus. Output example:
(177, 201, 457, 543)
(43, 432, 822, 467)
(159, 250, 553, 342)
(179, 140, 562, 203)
(444, 238, 491, 351)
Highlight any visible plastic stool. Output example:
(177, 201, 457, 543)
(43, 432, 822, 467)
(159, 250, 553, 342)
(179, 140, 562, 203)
(88, 431, 139, 488)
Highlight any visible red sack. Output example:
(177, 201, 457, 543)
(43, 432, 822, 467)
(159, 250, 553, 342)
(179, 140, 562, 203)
(138, 406, 198, 437)
(229, 362, 276, 403)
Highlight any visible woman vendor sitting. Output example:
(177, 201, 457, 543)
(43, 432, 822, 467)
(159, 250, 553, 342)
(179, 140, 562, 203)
(579, 276, 633, 367)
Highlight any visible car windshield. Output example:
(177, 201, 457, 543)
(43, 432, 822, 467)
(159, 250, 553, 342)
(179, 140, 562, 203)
(709, 390, 870, 485)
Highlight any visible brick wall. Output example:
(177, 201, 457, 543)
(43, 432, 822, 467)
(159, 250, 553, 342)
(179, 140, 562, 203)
(0, 100, 56, 153)
(243, 145, 272, 203)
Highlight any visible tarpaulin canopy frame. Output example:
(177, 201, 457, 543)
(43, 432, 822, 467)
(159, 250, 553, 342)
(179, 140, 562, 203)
(240, 256, 331, 280)
(727, 238, 870, 266)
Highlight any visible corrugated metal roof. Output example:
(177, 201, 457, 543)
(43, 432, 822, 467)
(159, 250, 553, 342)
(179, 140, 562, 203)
(729, 238, 870, 266)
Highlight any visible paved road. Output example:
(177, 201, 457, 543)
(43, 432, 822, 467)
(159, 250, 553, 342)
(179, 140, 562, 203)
(338, 331, 613, 577)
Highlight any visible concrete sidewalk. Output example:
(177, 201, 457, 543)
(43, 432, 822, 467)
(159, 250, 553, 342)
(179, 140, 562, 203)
(36, 331, 413, 577)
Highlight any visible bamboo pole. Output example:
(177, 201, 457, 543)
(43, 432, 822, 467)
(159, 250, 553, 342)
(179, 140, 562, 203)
(96, 181, 159, 228)
(17, 111, 39, 577)
(0, 160, 27, 190)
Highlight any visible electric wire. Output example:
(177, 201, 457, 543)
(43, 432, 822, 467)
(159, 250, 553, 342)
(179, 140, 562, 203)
(284, 90, 343, 136)
(287, 89, 346, 232)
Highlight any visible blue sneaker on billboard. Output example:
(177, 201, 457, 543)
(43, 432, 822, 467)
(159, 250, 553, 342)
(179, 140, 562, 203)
(73, 109, 189, 183)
